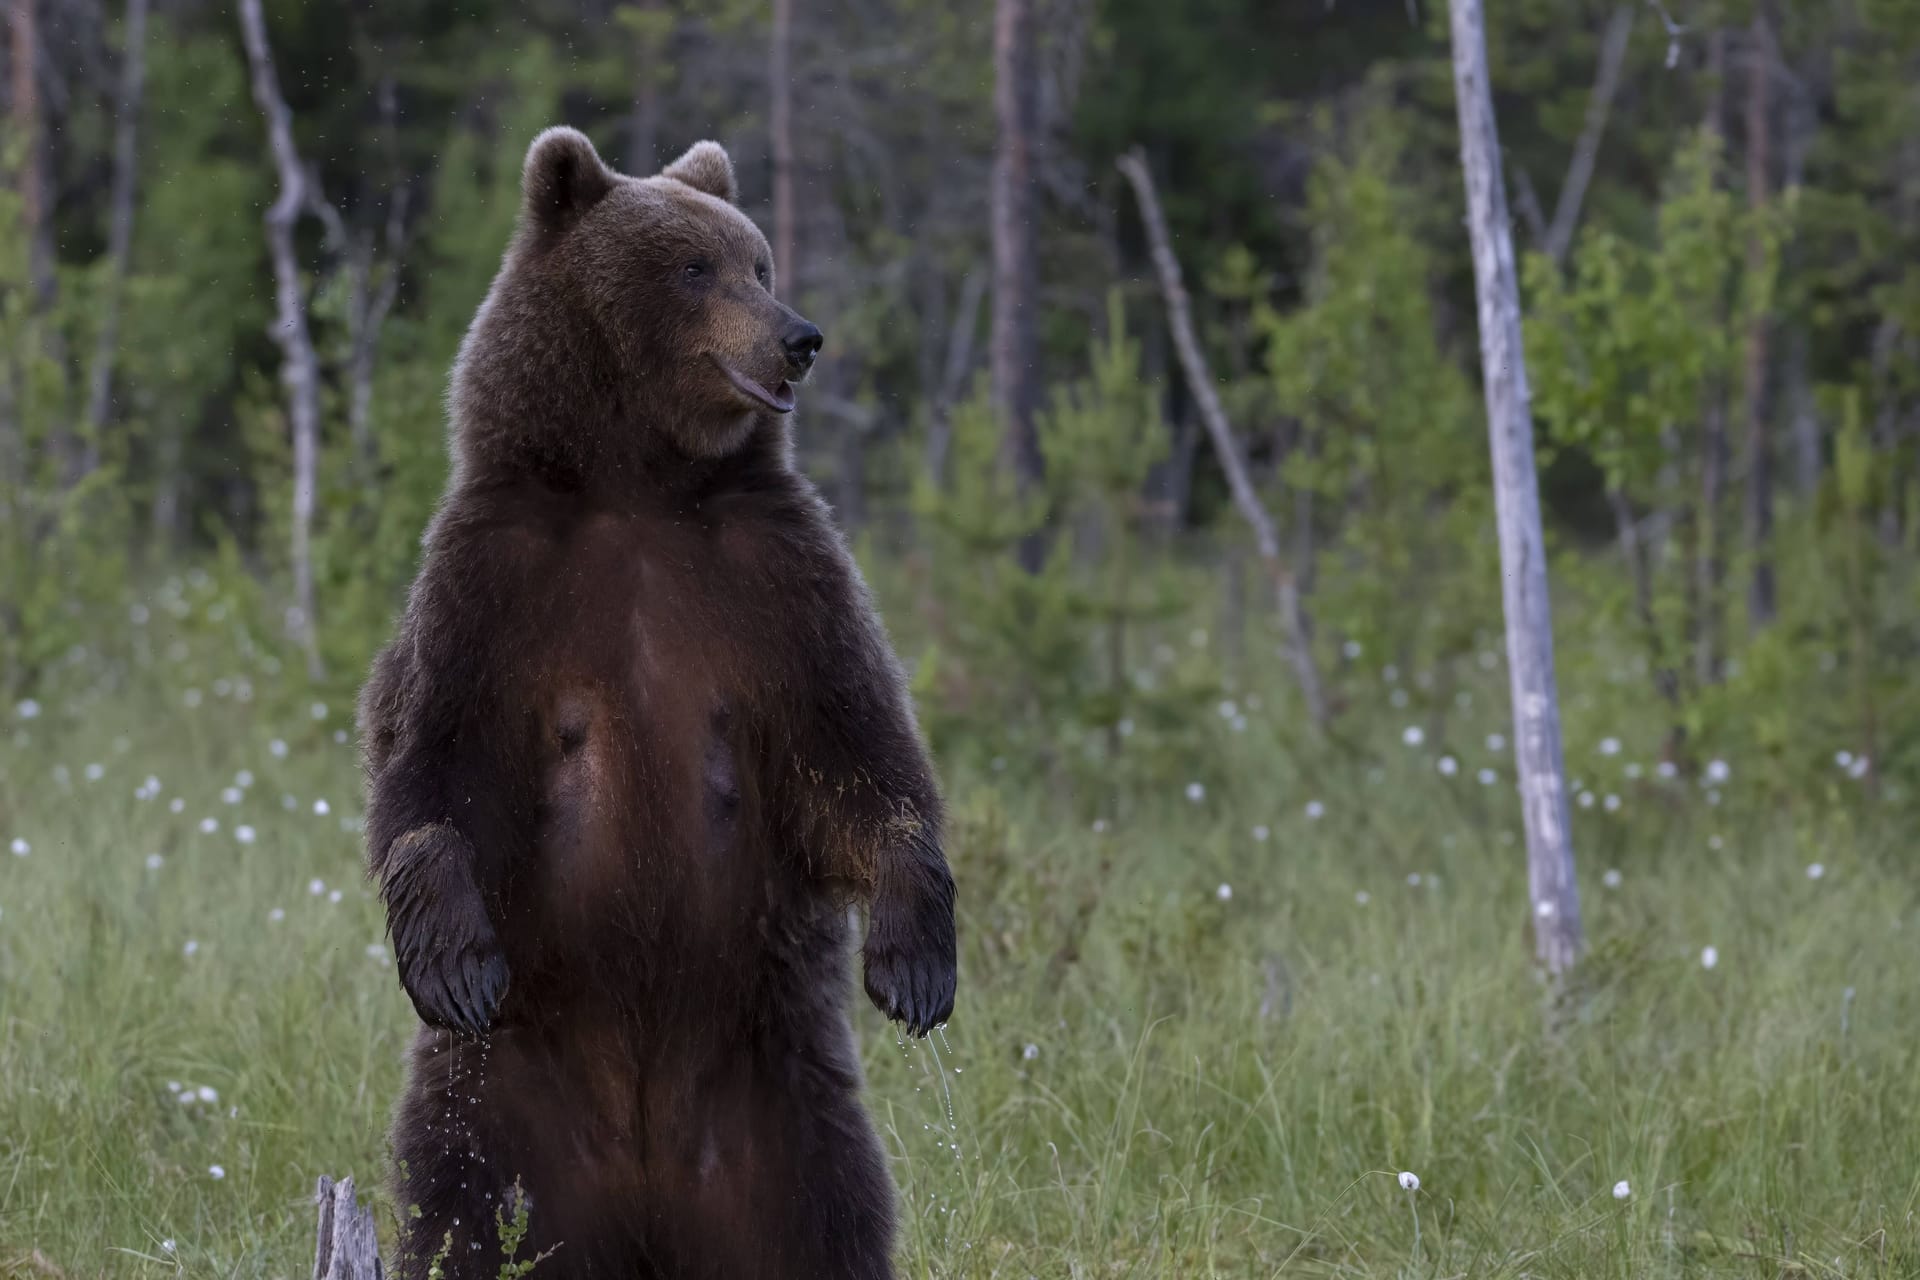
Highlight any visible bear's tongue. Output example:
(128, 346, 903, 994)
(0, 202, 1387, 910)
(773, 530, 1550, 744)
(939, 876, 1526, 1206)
(766, 379, 796, 412)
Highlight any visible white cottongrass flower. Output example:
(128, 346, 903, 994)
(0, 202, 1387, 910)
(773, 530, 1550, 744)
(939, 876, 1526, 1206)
(198, 818, 219, 835)
(208, 1165, 225, 1181)
(282, 794, 298, 811)
(1486, 732, 1505, 752)
(1304, 800, 1325, 820)
(1536, 899, 1557, 919)
(333, 730, 349, 745)
(1389, 688, 1409, 708)
(182, 939, 199, 957)
(235, 825, 257, 845)
(1835, 750, 1854, 768)
(53, 765, 70, 786)
(1383, 664, 1399, 684)
(269, 738, 288, 758)
(1217, 699, 1238, 720)
(1599, 737, 1621, 756)
(310, 702, 329, 721)
(308, 878, 326, 896)
(1355, 891, 1371, 906)
(221, 787, 242, 805)
(9, 838, 27, 857)
(166, 1081, 181, 1094)
(161, 1239, 176, 1255)
(196, 1085, 217, 1103)
(1707, 834, 1724, 851)
(1847, 755, 1871, 780)
(1090, 818, 1109, 834)
(267, 907, 285, 923)
(1700, 945, 1719, 970)
(1252, 824, 1270, 843)
(1342, 639, 1363, 659)
(1705, 758, 1730, 784)
(1397, 1171, 1420, 1192)
(15, 698, 41, 720)
(312, 798, 332, 815)
(1022, 1043, 1039, 1060)
(1117, 718, 1135, 738)
(1478, 768, 1497, 785)
(1612, 1179, 1631, 1200)
(1216, 883, 1233, 902)
(328, 889, 344, 904)
(1578, 791, 1596, 809)
(1406, 873, 1422, 887)
(1437, 755, 1458, 776)
(366, 943, 389, 963)
(182, 689, 203, 709)
(1602, 868, 1623, 888)
(1656, 761, 1678, 779)
(1603, 794, 1622, 813)
(145, 853, 163, 871)
(1806, 862, 1825, 880)
(1184, 782, 1205, 803)
(84, 762, 104, 781)
(1624, 762, 1643, 779)
(169, 797, 185, 813)
(1402, 725, 1425, 746)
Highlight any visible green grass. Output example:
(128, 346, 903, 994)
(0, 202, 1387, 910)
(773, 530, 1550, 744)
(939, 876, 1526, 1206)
(3, 599, 1919, 1278)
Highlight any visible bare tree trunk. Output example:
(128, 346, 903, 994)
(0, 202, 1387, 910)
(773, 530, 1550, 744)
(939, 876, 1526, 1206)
(10, 0, 52, 309)
(626, 0, 663, 174)
(311, 1176, 384, 1280)
(769, 0, 796, 285)
(992, 0, 1043, 565)
(81, 0, 150, 455)
(238, 0, 325, 681)
(1448, 0, 1583, 975)
(1544, 3, 1634, 265)
(1117, 150, 1328, 729)
(1742, 7, 1776, 627)
(925, 269, 985, 484)
(1695, 27, 1729, 686)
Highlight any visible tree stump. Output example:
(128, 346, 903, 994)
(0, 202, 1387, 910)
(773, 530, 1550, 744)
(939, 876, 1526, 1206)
(312, 1175, 384, 1280)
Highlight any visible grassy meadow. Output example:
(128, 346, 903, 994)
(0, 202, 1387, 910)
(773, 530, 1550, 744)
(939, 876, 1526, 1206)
(2, 571, 1917, 1279)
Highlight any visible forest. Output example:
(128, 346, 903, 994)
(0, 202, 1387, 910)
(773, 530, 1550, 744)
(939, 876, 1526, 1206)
(2, 0, 1918, 1275)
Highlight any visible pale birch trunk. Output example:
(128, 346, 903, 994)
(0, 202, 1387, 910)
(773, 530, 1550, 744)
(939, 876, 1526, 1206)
(1448, 0, 1583, 973)
(238, 0, 325, 680)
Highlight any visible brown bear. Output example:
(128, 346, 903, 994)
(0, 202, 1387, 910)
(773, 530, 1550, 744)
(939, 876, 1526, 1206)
(356, 127, 956, 1280)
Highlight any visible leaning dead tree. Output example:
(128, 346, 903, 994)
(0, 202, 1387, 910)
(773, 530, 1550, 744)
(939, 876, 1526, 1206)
(1448, 0, 1584, 973)
(1116, 149, 1329, 730)
(238, 0, 325, 680)
(312, 1176, 384, 1280)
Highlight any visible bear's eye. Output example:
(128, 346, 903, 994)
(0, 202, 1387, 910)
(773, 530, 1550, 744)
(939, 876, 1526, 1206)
(755, 262, 770, 285)
(683, 261, 708, 281)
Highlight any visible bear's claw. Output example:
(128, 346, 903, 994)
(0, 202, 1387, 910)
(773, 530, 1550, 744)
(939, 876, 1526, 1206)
(399, 927, 509, 1038)
(861, 879, 957, 1038)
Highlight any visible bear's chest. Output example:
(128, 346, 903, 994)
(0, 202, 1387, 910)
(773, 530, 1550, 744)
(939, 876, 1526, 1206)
(519, 504, 815, 930)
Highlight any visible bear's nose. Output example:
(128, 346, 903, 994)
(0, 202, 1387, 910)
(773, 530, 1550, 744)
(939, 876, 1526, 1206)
(782, 321, 824, 370)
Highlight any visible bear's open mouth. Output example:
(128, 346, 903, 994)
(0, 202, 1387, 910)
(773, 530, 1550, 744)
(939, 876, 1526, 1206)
(714, 359, 796, 415)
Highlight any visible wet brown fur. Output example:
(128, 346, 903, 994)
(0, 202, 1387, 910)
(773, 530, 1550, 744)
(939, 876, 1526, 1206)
(358, 128, 956, 1279)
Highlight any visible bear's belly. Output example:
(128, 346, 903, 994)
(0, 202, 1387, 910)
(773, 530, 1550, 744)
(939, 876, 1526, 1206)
(524, 678, 782, 989)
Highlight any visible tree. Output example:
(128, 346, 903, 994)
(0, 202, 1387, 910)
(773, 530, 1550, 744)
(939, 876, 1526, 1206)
(1448, 0, 1583, 974)
(991, 0, 1042, 564)
(238, 0, 325, 680)
(769, 0, 796, 285)
(81, 0, 150, 453)
(1117, 150, 1328, 728)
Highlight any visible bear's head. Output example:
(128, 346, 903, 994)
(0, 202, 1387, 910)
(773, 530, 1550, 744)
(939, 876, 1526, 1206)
(452, 127, 823, 474)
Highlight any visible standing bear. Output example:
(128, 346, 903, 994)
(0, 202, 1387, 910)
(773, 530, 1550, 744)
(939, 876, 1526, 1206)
(357, 127, 957, 1279)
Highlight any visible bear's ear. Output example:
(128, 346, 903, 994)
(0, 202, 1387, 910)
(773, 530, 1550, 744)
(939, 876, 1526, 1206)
(522, 127, 615, 234)
(661, 141, 738, 205)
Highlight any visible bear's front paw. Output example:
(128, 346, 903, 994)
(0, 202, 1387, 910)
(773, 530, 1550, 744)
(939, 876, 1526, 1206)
(861, 877, 956, 1038)
(395, 913, 510, 1039)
